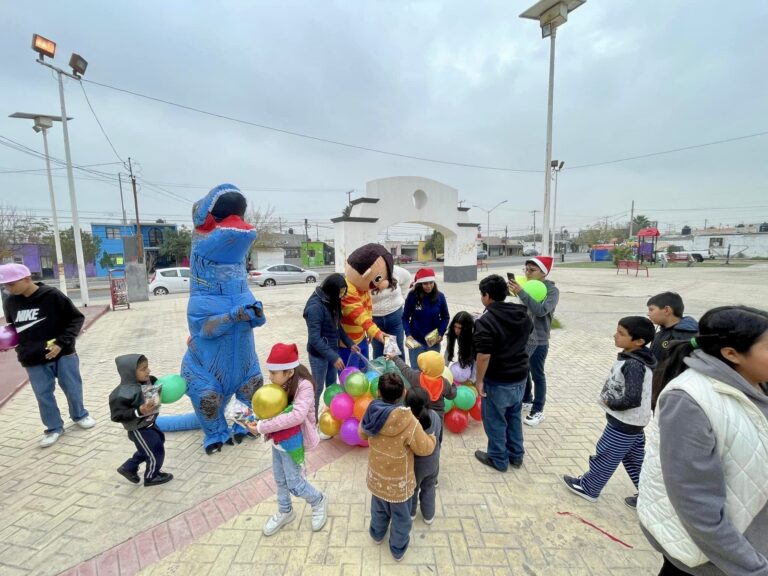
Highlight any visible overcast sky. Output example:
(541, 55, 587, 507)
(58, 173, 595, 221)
(1, 0, 766, 242)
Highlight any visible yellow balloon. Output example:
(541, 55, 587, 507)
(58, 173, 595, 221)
(442, 366, 454, 385)
(252, 384, 288, 419)
(319, 411, 342, 436)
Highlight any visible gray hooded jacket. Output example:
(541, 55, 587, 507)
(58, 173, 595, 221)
(108, 354, 158, 431)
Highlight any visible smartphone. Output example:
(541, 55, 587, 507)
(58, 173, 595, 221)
(506, 272, 515, 281)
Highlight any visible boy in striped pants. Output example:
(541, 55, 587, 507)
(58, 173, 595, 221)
(562, 317, 657, 507)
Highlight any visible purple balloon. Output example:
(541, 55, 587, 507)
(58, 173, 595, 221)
(339, 366, 360, 385)
(450, 362, 472, 384)
(330, 392, 354, 421)
(340, 417, 361, 446)
(0, 325, 19, 351)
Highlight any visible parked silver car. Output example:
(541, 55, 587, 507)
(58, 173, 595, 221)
(149, 267, 191, 295)
(248, 264, 318, 286)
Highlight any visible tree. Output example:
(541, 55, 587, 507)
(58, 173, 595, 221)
(341, 205, 352, 217)
(245, 205, 278, 248)
(423, 230, 444, 258)
(632, 215, 651, 231)
(54, 227, 102, 266)
(0, 205, 53, 258)
(158, 226, 192, 264)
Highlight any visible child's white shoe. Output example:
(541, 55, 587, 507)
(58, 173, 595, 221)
(311, 494, 328, 531)
(263, 509, 295, 536)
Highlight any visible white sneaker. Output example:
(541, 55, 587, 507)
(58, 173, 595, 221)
(311, 494, 328, 532)
(40, 431, 61, 447)
(263, 509, 295, 536)
(522, 402, 533, 413)
(423, 516, 435, 525)
(75, 416, 96, 429)
(524, 411, 545, 426)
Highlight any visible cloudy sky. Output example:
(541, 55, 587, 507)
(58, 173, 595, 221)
(1, 0, 766, 242)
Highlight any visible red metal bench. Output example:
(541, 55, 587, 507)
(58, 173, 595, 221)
(617, 259, 649, 277)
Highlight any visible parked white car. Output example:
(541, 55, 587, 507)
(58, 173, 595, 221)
(149, 267, 191, 295)
(248, 264, 318, 286)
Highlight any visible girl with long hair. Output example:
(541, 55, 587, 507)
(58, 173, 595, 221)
(444, 311, 476, 380)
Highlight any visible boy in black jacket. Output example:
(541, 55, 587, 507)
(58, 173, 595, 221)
(109, 354, 173, 486)
(1, 263, 95, 448)
(646, 292, 699, 362)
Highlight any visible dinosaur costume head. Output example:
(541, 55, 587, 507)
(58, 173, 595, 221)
(345, 243, 393, 292)
(192, 183, 256, 265)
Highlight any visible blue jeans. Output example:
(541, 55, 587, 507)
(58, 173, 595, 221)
(272, 447, 323, 513)
(481, 377, 526, 470)
(338, 338, 369, 366)
(372, 308, 405, 360)
(26, 354, 89, 434)
(308, 353, 338, 417)
(523, 344, 549, 413)
(408, 343, 440, 369)
(370, 494, 412, 557)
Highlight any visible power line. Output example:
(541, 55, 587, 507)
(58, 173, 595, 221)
(78, 81, 126, 164)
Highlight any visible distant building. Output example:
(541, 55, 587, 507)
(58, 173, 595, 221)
(2, 242, 96, 279)
(660, 224, 768, 259)
(301, 241, 335, 267)
(91, 222, 178, 276)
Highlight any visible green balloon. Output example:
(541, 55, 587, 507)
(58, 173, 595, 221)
(345, 372, 369, 398)
(454, 385, 476, 411)
(444, 397, 454, 413)
(369, 376, 380, 398)
(323, 384, 344, 407)
(158, 374, 187, 404)
(523, 279, 547, 303)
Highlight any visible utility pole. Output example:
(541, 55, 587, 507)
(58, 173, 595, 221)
(530, 210, 539, 252)
(628, 200, 635, 238)
(118, 173, 127, 225)
(278, 217, 283, 234)
(704, 218, 708, 230)
(128, 157, 144, 264)
(315, 223, 319, 242)
(346, 189, 354, 205)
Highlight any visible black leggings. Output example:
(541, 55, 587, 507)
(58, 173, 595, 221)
(658, 557, 692, 575)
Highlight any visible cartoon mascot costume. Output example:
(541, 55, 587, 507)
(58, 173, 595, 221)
(157, 183, 266, 454)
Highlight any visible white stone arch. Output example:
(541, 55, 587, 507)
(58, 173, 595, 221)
(332, 176, 479, 282)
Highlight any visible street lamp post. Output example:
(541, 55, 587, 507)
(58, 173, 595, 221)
(31, 34, 90, 306)
(472, 200, 508, 258)
(550, 160, 564, 255)
(520, 1, 584, 256)
(9, 112, 71, 295)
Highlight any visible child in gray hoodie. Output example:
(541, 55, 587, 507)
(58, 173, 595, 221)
(405, 387, 442, 525)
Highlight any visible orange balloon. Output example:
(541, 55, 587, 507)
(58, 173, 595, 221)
(353, 394, 374, 421)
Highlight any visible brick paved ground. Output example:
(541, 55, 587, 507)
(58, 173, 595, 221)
(0, 265, 766, 575)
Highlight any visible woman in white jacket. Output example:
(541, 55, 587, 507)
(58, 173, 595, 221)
(638, 305, 768, 576)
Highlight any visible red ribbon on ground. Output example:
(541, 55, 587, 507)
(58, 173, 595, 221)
(557, 511, 634, 549)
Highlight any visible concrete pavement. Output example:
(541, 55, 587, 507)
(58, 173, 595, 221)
(0, 264, 766, 576)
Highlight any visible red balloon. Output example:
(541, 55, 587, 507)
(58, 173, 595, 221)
(469, 397, 482, 421)
(444, 408, 469, 434)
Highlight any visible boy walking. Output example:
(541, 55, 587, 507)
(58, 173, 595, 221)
(359, 373, 436, 561)
(646, 292, 698, 362)
(0, 263, 95, 447)
(563, 317, 656, 506)
(109, 354, 173, 486)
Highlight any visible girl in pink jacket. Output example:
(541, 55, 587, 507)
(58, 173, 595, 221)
(249, 343, 327, 537)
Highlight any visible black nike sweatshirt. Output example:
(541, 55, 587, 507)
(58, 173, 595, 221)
(3, 283, 85, 367)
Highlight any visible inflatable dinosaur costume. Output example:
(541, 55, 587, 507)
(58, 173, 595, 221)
(157, 183, 266, 454)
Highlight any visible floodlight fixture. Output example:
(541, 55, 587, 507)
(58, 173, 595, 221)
(520, 0, 585, 38)
(32, 34, 56, 59)
(69, 53, 88, 77)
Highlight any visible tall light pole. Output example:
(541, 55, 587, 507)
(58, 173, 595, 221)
(9, 112, 71, 295)
(31, 34, 91, 305)
(550, 159, 564, 255)
(472, 200, 508, 258)
(521, 1, 584, 256)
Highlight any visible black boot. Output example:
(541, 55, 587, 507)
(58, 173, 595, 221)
(205, 441, 223, 455)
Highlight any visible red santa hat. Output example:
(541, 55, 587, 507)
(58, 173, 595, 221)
(526, 256, 554, 276)
(266, 343, 300, 371)
(413, 267, 437, 284)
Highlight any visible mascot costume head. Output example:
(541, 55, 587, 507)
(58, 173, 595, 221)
(345, 243, 394, 293)
(156, 183, 266, 454)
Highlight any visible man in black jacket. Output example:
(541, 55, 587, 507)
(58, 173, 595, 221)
(473, 275, 533, 472)
(1, 264, 95, 447)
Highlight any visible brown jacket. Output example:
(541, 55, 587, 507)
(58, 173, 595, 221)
(359, 406, 436, 503)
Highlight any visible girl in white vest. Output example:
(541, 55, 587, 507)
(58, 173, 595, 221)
(637, 305, 768, 576)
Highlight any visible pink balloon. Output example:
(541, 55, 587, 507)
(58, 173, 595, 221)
(339, 367, 360, 385)
(340, 417, 361, 446)
(0, 325, 19, 351)
(330, 392, 354, 421)
(358, 437, 369, 448)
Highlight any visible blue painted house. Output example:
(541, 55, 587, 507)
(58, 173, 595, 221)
(90, 222, 179, 277)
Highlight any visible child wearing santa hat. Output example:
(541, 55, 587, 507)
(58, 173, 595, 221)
(507, 256, 560, 427)
(402, 268, 450, 368)
(248, 343, 328, 537)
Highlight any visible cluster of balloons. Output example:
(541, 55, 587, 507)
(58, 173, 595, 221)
(156, 374, 187, 404)
(319, 367, 379, 447)
(516, 277, 548, 303)
(444, 363, 482, 434)
(0, 325, 19, 352)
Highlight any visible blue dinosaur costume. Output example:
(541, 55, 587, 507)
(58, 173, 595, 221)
(157, 183, 266, 454)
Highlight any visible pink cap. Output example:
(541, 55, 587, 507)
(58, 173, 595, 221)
(0, 263, 32, 284)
